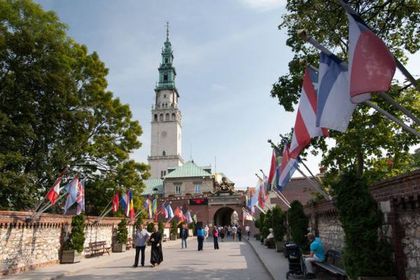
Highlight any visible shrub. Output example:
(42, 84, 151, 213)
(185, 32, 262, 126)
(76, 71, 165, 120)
(147, 222, 154, 232)
(287, 200, 308, 249)
(158, 221, 164, 234)
(272, 206, 286, 242)
(135, 215, 143, 227)
(333, 171, 394, 278)
(170, 220, 178, 236)
(63, 214, 86, 253)
(262, 209, 272, 239)
(116, 219, 128, 244)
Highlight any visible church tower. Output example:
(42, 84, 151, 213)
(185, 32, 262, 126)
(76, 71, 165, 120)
(148, 23, 183, 179)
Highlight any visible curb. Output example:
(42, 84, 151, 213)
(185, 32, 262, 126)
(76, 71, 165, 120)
(245, 239, 275, 280)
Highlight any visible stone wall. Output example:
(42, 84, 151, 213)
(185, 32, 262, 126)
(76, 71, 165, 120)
(0, 211, 137, 275)
(305, 169, 420, 280)
(398, 209, 420, 280)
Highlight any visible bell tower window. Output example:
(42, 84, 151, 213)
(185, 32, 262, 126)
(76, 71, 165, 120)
(164, 74, 168, 81)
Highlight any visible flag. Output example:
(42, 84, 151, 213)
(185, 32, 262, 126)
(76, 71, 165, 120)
(242, 208, 254, 226)
(277, 144, 298, 191)
(257, 178, 267, 209)
(64, 176, 79, 214)
(128, 190, 135, 220)
(46, 175, 63, 205)
(152, 197, 157, 216)
(76, 179, 85, 215)
(174, 207, 184, 222)
(112, 192, 119, 212)
(267, 150, 277, 187)
(316, 52, 356, 132)
(346, 10, 396, 103)
(290, 67, 328, 158)
(165, 202, 174, 219)
(161, 203, 168, 219)
(185, 210, 193, 224)
(120, 192, 129, 217)
(148, 199, 153, 219)
(247, 186, 258, 214)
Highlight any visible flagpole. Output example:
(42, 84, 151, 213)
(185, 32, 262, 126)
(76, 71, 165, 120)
(298, 30, 420, 137)
(275, 190, 291, 208)
(378, 93, 420, 125)
(295, 166, 331, 200)
(338, 0, 419, 91)
(31, 192, 68, 220)
(98, 199, 113, 218)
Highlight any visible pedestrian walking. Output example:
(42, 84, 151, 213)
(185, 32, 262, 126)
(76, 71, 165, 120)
(204, 224, 209, 240)
(180, 224, 188, 249)
(150, 225, 163, 267)
(212, 226, 219, 250)
(196, 225, 205, 251)
(245, 225, 250, 240)
(231, 224, 237, 241)
(237, 226, 242, 241)
(133, 224, 150, 267)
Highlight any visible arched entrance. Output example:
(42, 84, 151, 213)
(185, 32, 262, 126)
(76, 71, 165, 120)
(213, 207, 234, 226)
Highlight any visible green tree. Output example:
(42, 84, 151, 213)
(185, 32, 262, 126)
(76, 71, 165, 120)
(116, 219, 128, 244)
(0, 0, 149, 210)
(63, 214, 86, 253)
(272, 0, 419, 182)
(287, 201, 308, 249)
(262, 209, 272, 239)
(333, 171, 394, 278)
(272, 206, 286, 242)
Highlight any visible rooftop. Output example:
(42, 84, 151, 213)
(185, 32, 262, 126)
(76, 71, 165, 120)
(164, 161, 212, 179)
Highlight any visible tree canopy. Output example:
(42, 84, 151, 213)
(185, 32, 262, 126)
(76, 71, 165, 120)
(0, 0, 149, 211)
(272, 0, 419, 184)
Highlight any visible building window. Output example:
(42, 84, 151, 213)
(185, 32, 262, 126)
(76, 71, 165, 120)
(164, 94, 166, 98)
(160, 170, 166, 178)
(175, 184, 181, 194)
(162, 150, 166, 156)
(154, 114, 157, 121)
(164, 74, 168, 81)
(194, 184, 201, 193)
(172, 113, 176, 120)
(165, 113, 169, 121)
(159, 114, 163, 121)
(165, 58, 168, 63)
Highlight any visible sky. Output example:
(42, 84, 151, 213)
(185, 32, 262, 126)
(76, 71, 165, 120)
(34, 0, 419, 190)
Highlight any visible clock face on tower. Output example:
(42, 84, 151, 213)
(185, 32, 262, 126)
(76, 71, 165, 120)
(161, 131, 167, 138)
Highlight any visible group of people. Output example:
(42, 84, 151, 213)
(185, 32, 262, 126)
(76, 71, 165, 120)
(132, 224, 163, 268)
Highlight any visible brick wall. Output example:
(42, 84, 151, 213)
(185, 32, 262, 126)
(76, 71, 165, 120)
(0, 211, 133, 275)
(304, 169, 420, 280)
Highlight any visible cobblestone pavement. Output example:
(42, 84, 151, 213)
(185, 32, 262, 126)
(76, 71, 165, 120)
(3, 238, 273, 280)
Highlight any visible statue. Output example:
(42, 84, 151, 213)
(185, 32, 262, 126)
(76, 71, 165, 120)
(231, 211, 239, 225)
(214, 176, 235, 194)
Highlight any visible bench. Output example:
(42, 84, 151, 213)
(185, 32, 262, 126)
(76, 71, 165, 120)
(313, 249, 347, 279)
(84, 241, 111, 257)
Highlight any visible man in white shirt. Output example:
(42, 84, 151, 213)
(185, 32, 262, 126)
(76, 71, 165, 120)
(133, 225, 150, 267)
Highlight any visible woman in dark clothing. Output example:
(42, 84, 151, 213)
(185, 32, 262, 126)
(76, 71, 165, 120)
(150, 225, 163, 267)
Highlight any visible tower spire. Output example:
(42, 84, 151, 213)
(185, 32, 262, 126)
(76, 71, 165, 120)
(166, 21, 169, 42)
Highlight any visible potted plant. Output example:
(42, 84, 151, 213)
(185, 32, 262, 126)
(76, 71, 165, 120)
(61, 214, 85, 263)
(170, 220, 178, 240)
(272, 206, 286, 252)
(113, 219, 128, 252)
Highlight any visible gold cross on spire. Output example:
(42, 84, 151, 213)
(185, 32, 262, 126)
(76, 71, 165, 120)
(166, 22, 169, 41)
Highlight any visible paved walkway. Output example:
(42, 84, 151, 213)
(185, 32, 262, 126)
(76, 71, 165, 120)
(3, 237, 284, 280)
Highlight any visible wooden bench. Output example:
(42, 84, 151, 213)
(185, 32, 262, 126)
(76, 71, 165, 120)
(313, 249, 347, 279)
(84, 241, 111, 257)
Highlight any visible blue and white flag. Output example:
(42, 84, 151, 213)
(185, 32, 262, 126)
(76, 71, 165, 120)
(316, 52, 356, 132)
(64, 176, 79, 214)
(165, 202, 174, 219)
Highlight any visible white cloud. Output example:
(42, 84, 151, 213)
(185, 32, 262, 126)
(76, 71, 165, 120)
(238, 0, 286, 11)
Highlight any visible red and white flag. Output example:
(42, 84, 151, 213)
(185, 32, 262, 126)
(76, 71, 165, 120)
(290, 67, 328, 158)
(347, 12, 396, 103)
(46, 176, 63, 205)
(112, 193, 119, 212)
(76, 180, 85, 215)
